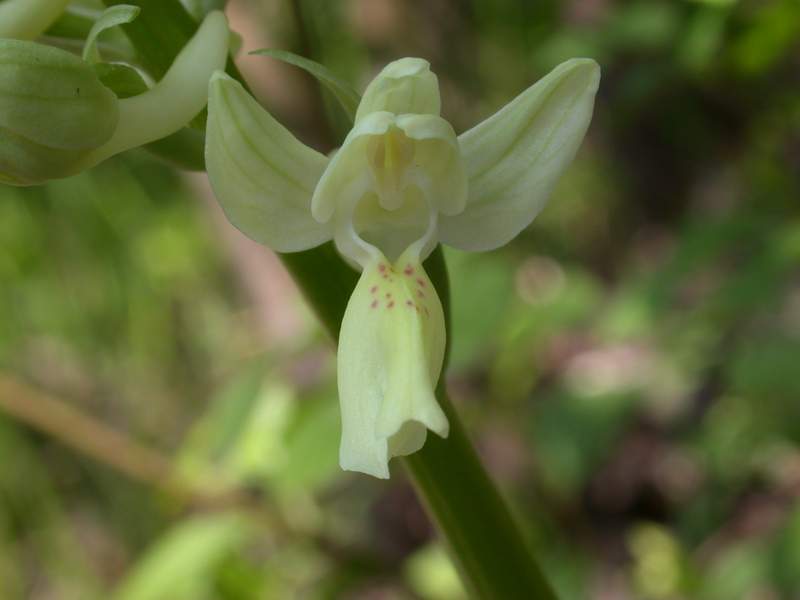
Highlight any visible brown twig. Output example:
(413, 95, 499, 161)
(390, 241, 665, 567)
(0, 375, 175, 489)
(0, 375, 269, 515)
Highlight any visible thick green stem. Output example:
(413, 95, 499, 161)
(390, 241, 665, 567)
(406, 389, 557, 599)
(101, 2, 558, 597)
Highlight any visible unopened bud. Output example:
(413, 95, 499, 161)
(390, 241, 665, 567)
(0, 39, 119, 185)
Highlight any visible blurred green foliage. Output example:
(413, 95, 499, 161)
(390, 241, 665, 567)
(1, 0, 799, 598)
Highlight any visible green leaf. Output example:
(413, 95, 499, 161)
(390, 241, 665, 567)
(83, 4, 140, 63)
(176, 363, 287, 488)
(250, 48, 361, 123)
(112, 512, 252, 600)
(275, 389, 340, 491)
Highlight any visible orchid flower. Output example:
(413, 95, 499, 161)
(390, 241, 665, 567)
(206, 56, 600, 478)
(0, 10, 230, 185)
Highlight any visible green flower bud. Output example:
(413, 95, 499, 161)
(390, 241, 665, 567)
(0, 39, 119, 185)
(0, 10, 230, 186)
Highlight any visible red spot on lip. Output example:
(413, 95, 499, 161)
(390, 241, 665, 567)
(387, 301, 395, 309)
(406, 300, 413, 307)
(403, 265, 414, 275)
(370, 300, 378, 309)
(378, 264, 386, 272)
(370, 286, 378, 294)
(417, 290, 425, 298)
(416, 279, 426, 287)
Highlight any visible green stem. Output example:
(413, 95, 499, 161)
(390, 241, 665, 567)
(406, 389, 557, 599)
(102, 2, 558, 597)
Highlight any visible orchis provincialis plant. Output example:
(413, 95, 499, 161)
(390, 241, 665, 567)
(206, 57, 599, 478)
(0, 9, 229, 185)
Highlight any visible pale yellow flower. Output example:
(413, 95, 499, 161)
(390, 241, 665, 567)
(206, 56, 600, 478)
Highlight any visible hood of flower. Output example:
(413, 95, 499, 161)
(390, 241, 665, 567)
(355, 57, 441, 123)
(311, 61, 468, 267)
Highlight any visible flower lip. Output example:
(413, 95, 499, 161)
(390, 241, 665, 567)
(337, 247, 448, 478)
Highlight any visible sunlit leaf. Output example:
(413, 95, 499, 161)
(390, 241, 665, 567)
(112, 512, 252, 600)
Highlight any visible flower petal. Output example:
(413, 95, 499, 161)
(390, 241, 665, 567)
(439, 58, 600, 252)
(396, 113, 467, 217)
(311, 111, 465, 265)
(206, 72, 332, 252)
(338, 250, 448, 478)
(355, 57, 440, 122)
(311, 111, 394, 224)
(0, 0, 70, 41)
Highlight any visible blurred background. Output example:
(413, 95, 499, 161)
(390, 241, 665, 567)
(2, 0, 800, 598)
